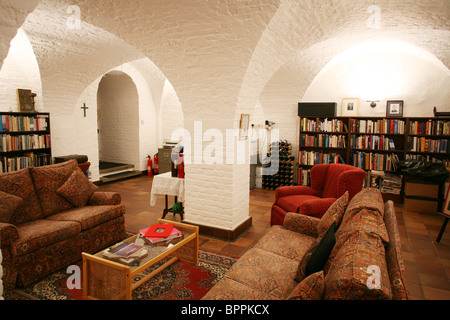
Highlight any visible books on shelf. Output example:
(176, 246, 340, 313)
(299, 151, 344, 166)
(0, 114, 48, 133)
(407, 136, 449, 153)
(352, 151, 400, 172)
(409, 119, 450, 136)
(0, 134, 51, 152)
(350, 135, 397, 151)
(139, 223, 182, 244)
(351, 118, 405, 134)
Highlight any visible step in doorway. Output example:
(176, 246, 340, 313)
(99, 161, 142, 183)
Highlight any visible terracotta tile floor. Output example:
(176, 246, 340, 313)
(98, 175, 450, 300)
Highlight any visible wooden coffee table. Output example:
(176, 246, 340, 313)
(82, 219, 199, 300)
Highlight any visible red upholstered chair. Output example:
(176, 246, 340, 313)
(271, 164, 366, 226)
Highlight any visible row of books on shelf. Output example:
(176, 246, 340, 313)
(0, 153, 51, 173)
(409, 120, 449, 136)
(352, 152, 400, 172)
(350, 118, 405, 135)
(298, 168, 311, 186)
(301, 134, 347, 148)
(299, 151, 344, 166)
(350, 135, 397, 151)
(407, 137, 449, 154)
(0, 114, 49, 133)
(0, 134, 51, 152)
(102, 223, 182, 266)
(300, 118, 348, 133)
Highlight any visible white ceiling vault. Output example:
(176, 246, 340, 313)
(1, 0, 449, 119)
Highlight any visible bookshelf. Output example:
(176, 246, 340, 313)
(0, 112, 52, 173)
(298, 116, 450, 202)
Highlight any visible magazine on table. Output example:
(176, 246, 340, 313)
(139, 223, 182, 244)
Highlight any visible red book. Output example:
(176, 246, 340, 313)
(144, 223, 174, 238)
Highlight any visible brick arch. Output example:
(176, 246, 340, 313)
(236, 0, 450, 122)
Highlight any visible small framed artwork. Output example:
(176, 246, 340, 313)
(341, 98, 359, 116)
(386, 100, 403, 117)
(239, 114, 250, 140)
(17, 89, 36, 112)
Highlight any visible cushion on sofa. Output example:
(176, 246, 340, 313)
(282, 212, 319, 237)
(202, 277, 280, 300)
(56, 167, 98, 207)
(0, 191, 23, 224)
(0, 168, 43, 225)
(336, 207, 390, 245)
(317, 191, 349, 238)
(342, 188, 385, 225)
(323, 230, 393, 300)
(31, 160, 78, 217)
(225, 248, 299, 299)
(254, 225, 316, 261)
(47, 205, 125, 231)
(288, 271, 324, 300)
(305, 222, 336, 277)
(12, 219, 81, 256)
(296, 222, 336, 282)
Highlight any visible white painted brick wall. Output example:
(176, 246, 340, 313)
(98, 71, 140, 168)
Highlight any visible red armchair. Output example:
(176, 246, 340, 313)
(271, 164, 366, 225)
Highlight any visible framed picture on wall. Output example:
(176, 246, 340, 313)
(386, 100, 404, 117)
(17, 89, 36, 112)
(341, 98, 359, 116)
(239, 114, 250, 140)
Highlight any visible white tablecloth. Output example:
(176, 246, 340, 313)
(150, 172, 185, 206)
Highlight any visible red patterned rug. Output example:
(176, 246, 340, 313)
(4, 249, 237, 300)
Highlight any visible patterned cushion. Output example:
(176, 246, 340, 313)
(0, 168, 43, 225)
(254, 225, 315, 261)
(288, 271, 324, 300)
(384, 201, 410, 300)
(47, 205, 125, 231)
(202, 277, 279, 300)
(283, 212, 319, 237)
(342, 188, 385, 225)
(57, 167, 98, 207)
(12, 219, 81, 256)
(0, 191, 23, 224)
(225, 248, 298, 299)
(30, 160, 78, 217)
(295, 239, 318, 282)
(337, 208, 390, 245)
(317, 191, 349, 238)
(324, 230, 393, 300)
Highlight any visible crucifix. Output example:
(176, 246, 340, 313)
(81, 103, 88, 117)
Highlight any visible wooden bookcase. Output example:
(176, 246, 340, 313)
(0, 112, 52, 173)
(298, 116, 450, 202)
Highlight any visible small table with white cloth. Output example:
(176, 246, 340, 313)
(150, 172, 185, 220)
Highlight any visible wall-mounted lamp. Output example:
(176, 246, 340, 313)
(367, 101, 379, 108)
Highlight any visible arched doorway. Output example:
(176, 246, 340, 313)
(97, 71, 142, 182)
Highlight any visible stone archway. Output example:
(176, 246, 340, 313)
(97, 70, 142, 182)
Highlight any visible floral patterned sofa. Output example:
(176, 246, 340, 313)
(203, 188, 409, 300)
(0, 160, 127, 288)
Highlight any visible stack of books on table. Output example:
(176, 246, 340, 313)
(103, 242, 148, 266)
(139, 223, 182, 244)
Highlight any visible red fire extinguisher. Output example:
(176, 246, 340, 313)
(153, 153, 159, 174)
(147, 155, 153, 177)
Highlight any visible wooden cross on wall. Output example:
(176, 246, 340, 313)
(81, 103, 88, 117)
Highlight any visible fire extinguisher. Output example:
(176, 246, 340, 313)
(153, 153, 159, 174)
(147, 155, 153, 177)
